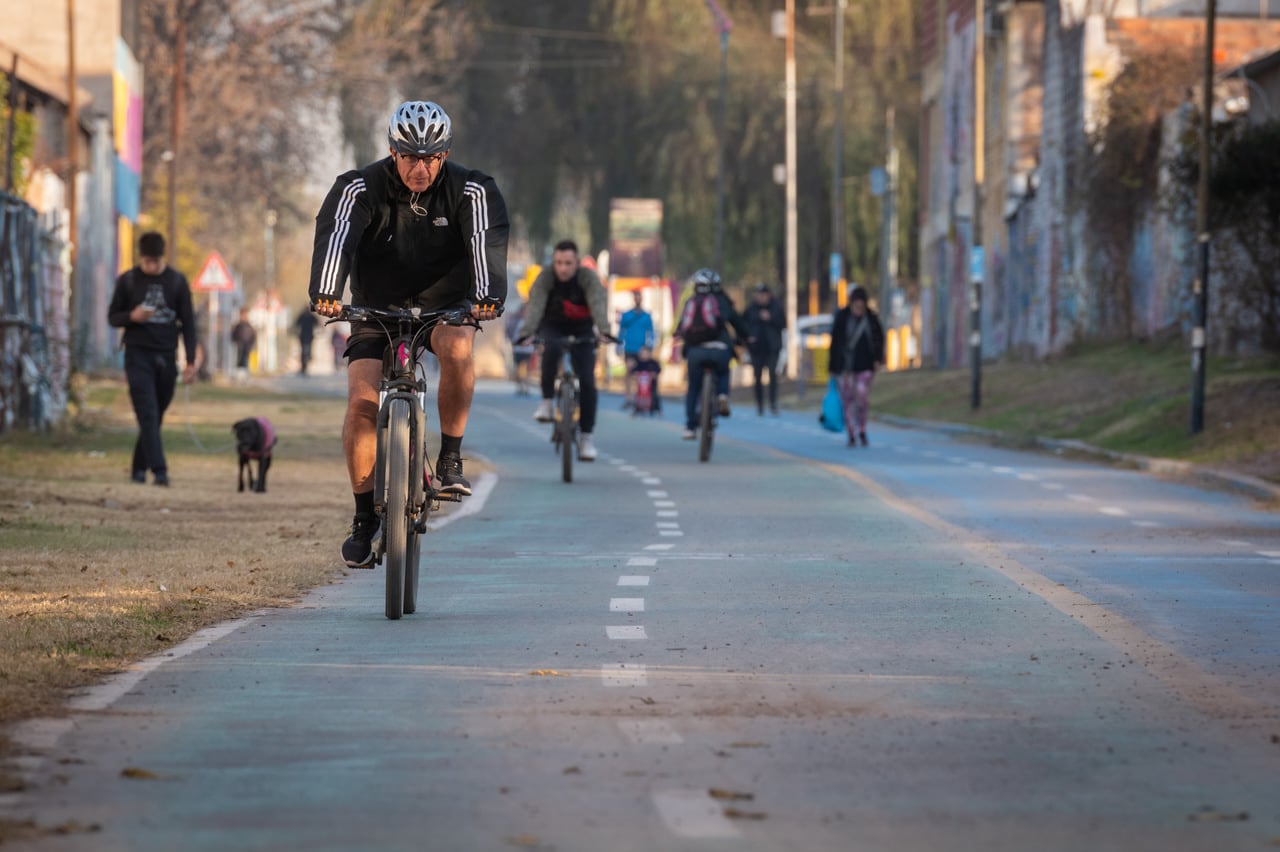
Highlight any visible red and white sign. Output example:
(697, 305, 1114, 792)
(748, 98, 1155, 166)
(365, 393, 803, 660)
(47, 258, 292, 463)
(192, 251, 235, 292)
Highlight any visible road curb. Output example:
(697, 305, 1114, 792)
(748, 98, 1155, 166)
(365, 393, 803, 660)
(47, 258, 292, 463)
(875, 413, 1280, 503)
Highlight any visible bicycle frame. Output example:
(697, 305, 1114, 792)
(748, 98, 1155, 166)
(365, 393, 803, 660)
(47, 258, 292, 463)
(540, 334, 592, 483)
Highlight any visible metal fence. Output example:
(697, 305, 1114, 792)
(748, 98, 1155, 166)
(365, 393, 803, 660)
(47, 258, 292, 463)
(0, 192, 68, 434)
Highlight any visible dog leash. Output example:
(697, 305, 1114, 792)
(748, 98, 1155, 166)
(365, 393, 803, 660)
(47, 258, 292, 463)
(180, 382, 235, 453)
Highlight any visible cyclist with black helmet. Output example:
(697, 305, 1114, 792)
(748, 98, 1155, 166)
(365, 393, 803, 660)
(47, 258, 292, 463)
(310, 100, 510, 568)
(672, 268, 749, 440)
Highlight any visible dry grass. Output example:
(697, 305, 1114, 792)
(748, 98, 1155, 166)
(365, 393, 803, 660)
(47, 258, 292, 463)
(0, 377, 355, 731)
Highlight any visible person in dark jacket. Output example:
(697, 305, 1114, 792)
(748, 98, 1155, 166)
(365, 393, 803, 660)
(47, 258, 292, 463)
(827, 284, 886, 447)
(107, 231, 198, 485)
(743, 283, 786, 416)
(309, 100, 509, 568)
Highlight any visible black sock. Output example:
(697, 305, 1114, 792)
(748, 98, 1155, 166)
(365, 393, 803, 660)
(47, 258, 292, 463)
(439, 433, 462, 458)
(354, 490, 374, 517)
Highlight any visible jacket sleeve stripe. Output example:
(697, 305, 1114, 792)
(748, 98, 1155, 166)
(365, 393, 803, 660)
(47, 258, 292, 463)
(319, 178, 365, 298)
(464, 181, 490, 302)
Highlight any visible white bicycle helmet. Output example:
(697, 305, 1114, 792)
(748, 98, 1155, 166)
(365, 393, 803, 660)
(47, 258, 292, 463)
(388, 101, 452, 156)
(691, 268, 722, 294)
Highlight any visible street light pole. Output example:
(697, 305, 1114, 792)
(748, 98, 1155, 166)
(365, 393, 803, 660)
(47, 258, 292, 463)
(784, 0, 799, 381)
(830, 0, 847, 305)
(1191, 0, 1216, 434)
(705, 0, 733, 273)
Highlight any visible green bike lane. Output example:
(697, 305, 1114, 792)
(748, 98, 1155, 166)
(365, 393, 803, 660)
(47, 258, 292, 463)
(4, 385, 1277, 851)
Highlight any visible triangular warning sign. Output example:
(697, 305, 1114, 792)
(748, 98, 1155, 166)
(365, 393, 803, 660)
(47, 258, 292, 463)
(192, 252, 235, 292)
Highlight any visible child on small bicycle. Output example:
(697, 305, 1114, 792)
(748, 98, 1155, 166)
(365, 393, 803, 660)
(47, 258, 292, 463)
(629, 344, 662, 416)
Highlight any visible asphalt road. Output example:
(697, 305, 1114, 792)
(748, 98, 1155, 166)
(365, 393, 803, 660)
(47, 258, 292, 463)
(5, 380, 1279, 851)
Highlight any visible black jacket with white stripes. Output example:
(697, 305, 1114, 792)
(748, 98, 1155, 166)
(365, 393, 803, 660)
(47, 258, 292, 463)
(308, 157, 509, 311)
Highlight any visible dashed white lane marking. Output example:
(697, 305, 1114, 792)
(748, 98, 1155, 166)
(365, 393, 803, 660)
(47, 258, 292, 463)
(618, 576, 651, 586)
(610, 598, 646, 612)
(647, 490, 669, 498)
(948, 456, 966, 464)
(1260, 550, 1280, 559)
(656, 522, 680, 529)
(606, 625, 647, 639)
(1219, 539, 1251, 548)
(618, 719, 684, 745)
(1099, 506, 1130, 517)
(1133, 520, 1164, 528)
(653, 790, 741, 839)
(1042, 482, 1066, 491)
(992, 466, 1016, 474)
(619, 464, 638, 472)
(645, 544, 675, 551)
(657, 510, 679, 518)
(642, 477, 662, 485)
(1017, 473, 1040, 481)
(659, 530, 685, 537)
(1067, 493, 1094, 503)
(628, 556, 658, 567)
(654, 500, 677, 508)
(601, 664, 648, 686)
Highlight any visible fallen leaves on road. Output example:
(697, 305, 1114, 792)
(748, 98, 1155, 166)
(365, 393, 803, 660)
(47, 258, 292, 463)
(527, 669, 568, 677)
(723, 807, 768, 820)
(708, 788, 754, 801)
(1187, 806, 1249, 822)
(120, 767, 162, 780)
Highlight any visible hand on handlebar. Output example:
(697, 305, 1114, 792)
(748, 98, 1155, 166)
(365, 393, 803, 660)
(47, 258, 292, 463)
(471, 301, 503, 322)
(313, 299, 342, 318)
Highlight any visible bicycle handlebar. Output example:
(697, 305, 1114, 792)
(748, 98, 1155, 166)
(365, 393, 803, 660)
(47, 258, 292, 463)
(325, 305, 479, 328)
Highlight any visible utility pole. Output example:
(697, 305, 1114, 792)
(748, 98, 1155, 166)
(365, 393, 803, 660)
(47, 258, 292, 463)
(65, 0, 79, 369)
(169, 5, 186, 259)
(784, 0, 799, 381)
(1191, 0, 1216, 434)
(705, 0, 733, 272)
(830, 0, 847, 305)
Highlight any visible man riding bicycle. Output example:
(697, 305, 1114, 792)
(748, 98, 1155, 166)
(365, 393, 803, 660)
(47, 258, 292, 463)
(516, 240, 612, 462)
(673, 268, 749, 440)
(309, 100, 509, 567)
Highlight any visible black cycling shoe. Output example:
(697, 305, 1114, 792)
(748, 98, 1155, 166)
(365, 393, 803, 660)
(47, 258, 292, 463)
(342, 513, 381, 568)
(436, 454, 472, 496)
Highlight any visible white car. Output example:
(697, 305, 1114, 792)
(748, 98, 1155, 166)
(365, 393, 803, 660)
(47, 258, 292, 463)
(774, 314, 833, 375)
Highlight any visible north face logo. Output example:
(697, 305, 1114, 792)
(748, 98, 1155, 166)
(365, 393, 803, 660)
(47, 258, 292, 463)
(433, 217, 448, 227)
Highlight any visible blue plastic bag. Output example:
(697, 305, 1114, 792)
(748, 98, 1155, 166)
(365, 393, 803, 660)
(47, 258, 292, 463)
(819, 376, 844, 432)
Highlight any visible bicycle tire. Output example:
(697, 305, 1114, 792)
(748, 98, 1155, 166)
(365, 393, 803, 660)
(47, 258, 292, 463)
(558, 379, 576, 483)
(403, 528, 421, 615)
(384, 398, 411, 620)
(699, 368, 715, 463)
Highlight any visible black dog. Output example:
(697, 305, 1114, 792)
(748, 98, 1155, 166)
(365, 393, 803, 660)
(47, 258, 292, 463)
(233, 417, 277, 493)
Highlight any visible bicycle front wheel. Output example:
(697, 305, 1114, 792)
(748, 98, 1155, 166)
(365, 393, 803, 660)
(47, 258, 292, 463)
(699, 369, 715, 463)
(384, 398, 411, 620)
(558, 380, 576, 483)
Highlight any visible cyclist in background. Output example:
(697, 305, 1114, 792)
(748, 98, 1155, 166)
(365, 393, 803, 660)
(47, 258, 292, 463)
(309, 100, 509, 567)
(672, 268, 749, 440)
(516, 240, 612, 462)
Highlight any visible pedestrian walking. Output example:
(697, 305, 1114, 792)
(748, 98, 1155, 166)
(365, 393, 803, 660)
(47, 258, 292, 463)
(617, 290, 655, 409)
(827, 284, 886, 447)
(294, 307, 319, 375)
(743, 283, 785, 415)
(106, 231, 198, 486)
(230, 307, 256, 382)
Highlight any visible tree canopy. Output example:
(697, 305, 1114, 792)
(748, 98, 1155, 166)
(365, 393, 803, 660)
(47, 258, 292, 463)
(138, 0, 919, 310)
